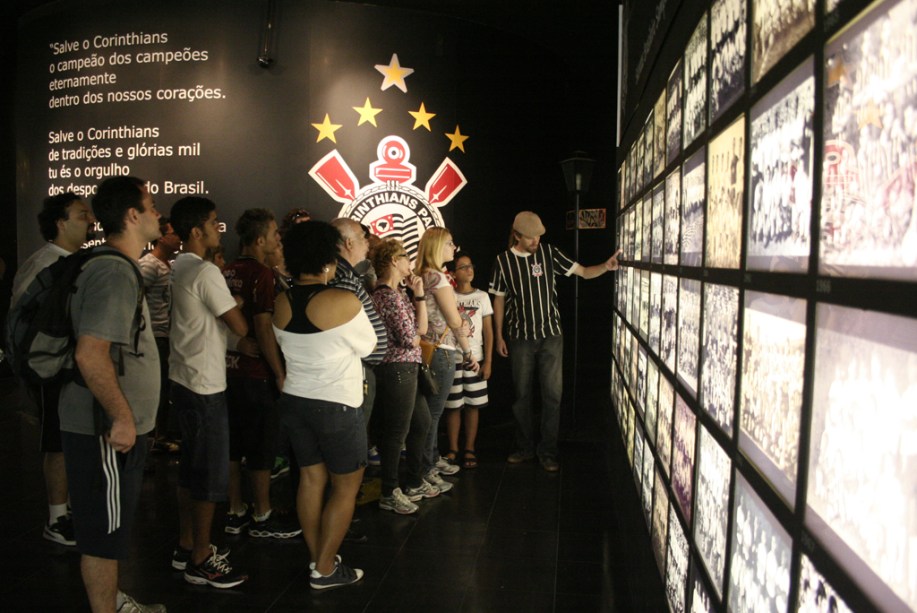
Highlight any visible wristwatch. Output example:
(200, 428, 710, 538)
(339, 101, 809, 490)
(413, 295, 425, 302)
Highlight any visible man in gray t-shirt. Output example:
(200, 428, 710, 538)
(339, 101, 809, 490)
(59, 176, 165, 613)
(59, 251, 160, 435)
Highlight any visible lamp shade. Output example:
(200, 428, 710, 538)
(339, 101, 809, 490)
(560, 152, 595, 194)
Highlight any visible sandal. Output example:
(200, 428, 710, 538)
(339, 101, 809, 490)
(461, 450, 478, 469)
(443, 450, 459, 465)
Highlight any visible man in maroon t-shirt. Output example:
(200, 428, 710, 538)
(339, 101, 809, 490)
(222, 208, 300, 539)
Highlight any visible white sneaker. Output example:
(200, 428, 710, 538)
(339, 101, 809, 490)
(436, 456, 460, 475)
(404, 479, 440, 501)
(424, 469, 454, 494)
(367, 446, 381, 466)
(379, 487, 419, 514)
(117, 591, 166, 613)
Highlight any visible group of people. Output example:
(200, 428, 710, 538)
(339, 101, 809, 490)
(11, 174, 622, 612)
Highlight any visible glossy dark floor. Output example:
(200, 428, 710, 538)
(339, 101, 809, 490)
(0, 377, 665, 612)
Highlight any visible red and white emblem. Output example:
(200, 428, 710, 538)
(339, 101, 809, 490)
(309, 136, 467, 260)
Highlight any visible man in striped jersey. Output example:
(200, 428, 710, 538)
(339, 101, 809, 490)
(329, 218, 388, 457)
(490, 211, 622, 472)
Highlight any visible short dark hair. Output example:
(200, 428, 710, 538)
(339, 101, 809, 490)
(170, 197, 216, 242)
(280, 208, 311, 237)
(92, 176, 146, 235)
(450, 253, 472, 271)
(153, 216, 171, 245)
(37, 192, 80, 241)
(283, 220, 340, 278)
(235, 208, 275, 247)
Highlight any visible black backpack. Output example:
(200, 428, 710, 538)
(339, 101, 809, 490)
(6, 247, 144, 386)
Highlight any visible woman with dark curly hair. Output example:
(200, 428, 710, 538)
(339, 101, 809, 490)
(272, 220, 376, 591)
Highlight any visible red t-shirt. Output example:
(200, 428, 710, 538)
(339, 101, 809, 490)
(222, 256, 275, 380)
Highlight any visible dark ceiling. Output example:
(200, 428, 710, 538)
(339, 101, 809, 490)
(12, 0, 618, 69)
(342, 0, 618, 70)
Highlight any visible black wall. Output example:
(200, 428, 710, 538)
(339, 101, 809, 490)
(8, 0, 619, 428)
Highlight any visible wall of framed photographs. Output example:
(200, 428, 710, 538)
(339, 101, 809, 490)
(612, 0, 917, 611)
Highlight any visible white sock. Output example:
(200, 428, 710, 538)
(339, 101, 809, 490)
(229, 503, 248, 517)
(253, 509, 271, 522)
(49, 503, 68, 523)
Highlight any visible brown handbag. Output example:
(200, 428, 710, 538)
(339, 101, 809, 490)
(419, 329, 448, 366)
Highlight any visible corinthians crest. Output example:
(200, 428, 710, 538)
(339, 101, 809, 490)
(309, 135, 467, 257)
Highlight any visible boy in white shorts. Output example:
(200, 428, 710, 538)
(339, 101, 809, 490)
(443, 254, 493, 469)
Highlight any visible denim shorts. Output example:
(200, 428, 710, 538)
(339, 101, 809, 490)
(278, 394, 367, 475)
(171, 383, 230, 502)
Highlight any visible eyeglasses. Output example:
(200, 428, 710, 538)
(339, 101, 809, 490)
(456, 264, 474, 271)
(396, 253, 409, 259)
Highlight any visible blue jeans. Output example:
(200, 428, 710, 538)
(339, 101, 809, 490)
(508, 335, 563, 459)
(422, 347, 457, 472)
(375, 362, 431, 495)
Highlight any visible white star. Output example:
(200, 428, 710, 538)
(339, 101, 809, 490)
(375, 53, 414, 93)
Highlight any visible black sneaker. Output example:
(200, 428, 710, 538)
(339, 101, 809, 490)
(184, 550, 248, 588)
(309, 554, 342, 572)
(309, 561, 364, 591)
(171, 543, 231, 571)
(248, 510, 302, 539)
(343, 522, 368, 544)
(270, 456, 290, 481)
(224, 505, 251, 535)
(43, 514, 76, 546)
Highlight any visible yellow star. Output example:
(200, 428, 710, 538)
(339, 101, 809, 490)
(445, 125, 469, 153)
(353, 98, 382, 127)
(374, 53, 414, 93)
(409, 102, 436, 131)
(311, 114, 342, 143)
(857, 101, 882, 130)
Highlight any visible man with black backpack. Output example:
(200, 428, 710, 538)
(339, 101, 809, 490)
(10, 192, 95, 547)
(58, 176, 166, 612)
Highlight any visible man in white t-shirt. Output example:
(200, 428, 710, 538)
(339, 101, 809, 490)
(168, 196, 249, 589)
(10, 192, 95, 547)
